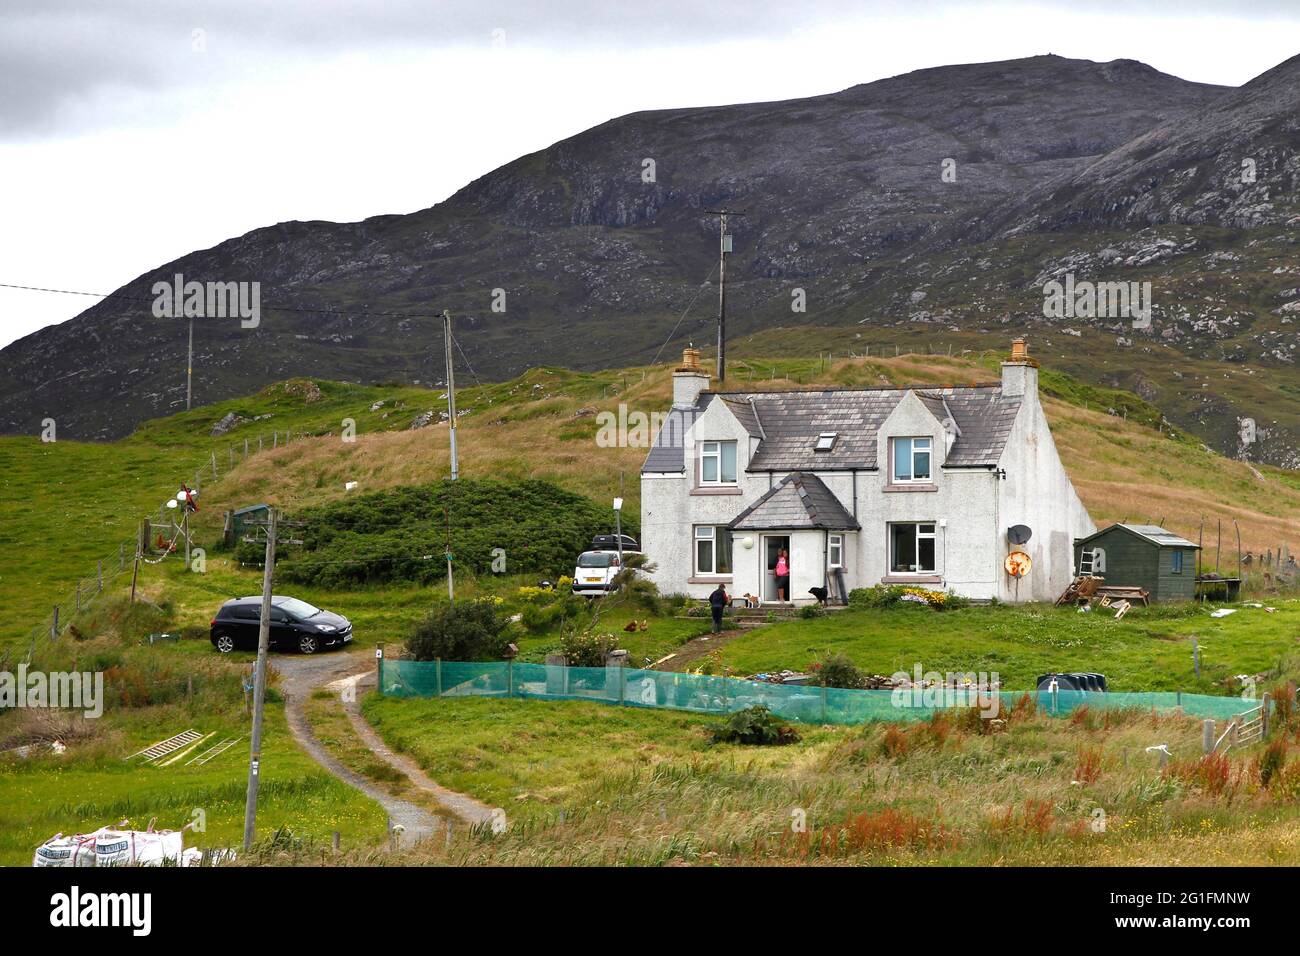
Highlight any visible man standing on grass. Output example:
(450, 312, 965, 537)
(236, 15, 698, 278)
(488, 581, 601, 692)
(708, 583, 730, 634)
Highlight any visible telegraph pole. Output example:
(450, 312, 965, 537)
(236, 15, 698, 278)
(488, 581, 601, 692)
(186, 317, 193, 411)
(243, 507, 277, 851)
(442, 310, 458, 481)
(705, 209, 745, 382)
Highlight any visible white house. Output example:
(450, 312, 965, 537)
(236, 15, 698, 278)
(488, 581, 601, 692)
(639, 341, 1095, 605)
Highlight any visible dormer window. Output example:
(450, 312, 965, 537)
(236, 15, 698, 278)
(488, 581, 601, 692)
(814, 432, 837, 452)
(892, 437, 932, 483)
(700, 440, 737, 485)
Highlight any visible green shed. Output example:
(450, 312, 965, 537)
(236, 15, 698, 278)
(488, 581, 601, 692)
(1072, 524, 1200, 602)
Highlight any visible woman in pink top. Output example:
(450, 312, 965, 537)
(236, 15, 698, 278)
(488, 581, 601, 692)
(775, 549, 790, 602)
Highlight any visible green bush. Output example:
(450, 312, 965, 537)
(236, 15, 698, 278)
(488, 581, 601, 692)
(407, 598, 512, 661)
(811, 652, 868, 689)
(709, 706, 801, 746)
(799, 604, 824, 619)
(559, 630, 620, 667)
(245, 478, 634, 588)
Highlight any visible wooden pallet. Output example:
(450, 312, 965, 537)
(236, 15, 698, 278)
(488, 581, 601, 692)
(1095, 586, 1150, 606)
(1055, 575, 1104, 607)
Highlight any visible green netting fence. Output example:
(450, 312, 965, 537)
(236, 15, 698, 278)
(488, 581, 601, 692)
(379, 660, 1254, 725)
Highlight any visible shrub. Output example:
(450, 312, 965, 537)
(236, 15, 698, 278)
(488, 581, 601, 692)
(407, 599, 511, 661)
(798, 604, 824, 619)
(258, 478, 634, 587)
(811, 652, 867, 690)
(1258, 738, 1288, 788)
(1074, 746, 1102, 786)
(559, 630, 620, 667)
(710, 706, 801, 746)
(848, 585, 967, 610)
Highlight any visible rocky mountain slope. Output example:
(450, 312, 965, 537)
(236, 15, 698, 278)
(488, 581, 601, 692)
(2, 52, 1297, 466)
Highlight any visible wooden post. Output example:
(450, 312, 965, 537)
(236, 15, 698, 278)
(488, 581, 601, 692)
(118, 542, 125, 571)
(376, 644, 384, 697)
(130, 554, 140, 604)
(332, 831, 340, 854)
(436, 658, 443, 697)
(244, 437, 249, 457)
(74, 581, 81, 611)
(1263, 693, 1271, 738)
(97, 560, 103, 592)
(1202, 719, 1214, 754)
(507, 659, 514, 698)
(211, 451, 217, 480)
(51, 605, 59, 640)
(821, 683, 828, 722)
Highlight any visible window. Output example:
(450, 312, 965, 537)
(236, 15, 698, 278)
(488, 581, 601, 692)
(694, 525, 733, 575)
(1171, 550, 1184, 574)
(700, 441, 737, 484)
(577, 552, 615, 568)
(815, 432, 837, 452)
(890, 522, 936, 573)
(828, 534, 844, 569)
(891, 437, 932, 483)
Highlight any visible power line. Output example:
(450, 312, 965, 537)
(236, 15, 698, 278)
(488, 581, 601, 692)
(0, 280, 450, 321)
(648, 262, 719, 368)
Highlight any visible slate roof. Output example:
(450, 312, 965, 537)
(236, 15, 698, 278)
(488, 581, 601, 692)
(1080, 524, 1201, 549)
(729, 473, 861, 531)
(641, 386, 1020, 474)
(641, 406, 700, 473)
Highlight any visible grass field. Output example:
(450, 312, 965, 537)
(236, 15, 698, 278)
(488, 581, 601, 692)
(346, 693, 1300, 866)
(712, 600, 1300, 692)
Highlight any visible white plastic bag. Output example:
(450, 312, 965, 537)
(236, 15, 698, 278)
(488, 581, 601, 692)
(33, 826, 110, 867)
(94, 828, 185, 867)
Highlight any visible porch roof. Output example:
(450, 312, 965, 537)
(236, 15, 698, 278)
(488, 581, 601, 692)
(728, 472, 861, 531)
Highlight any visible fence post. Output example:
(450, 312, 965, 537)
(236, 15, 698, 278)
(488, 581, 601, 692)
(507, 659, 514, 698)
(821, 683, 828, 722)
(51, 605, 59, 640)
(119, 542, 125, 571)
(74, 581, 81, 611)
(1263, 692, 1271, 738)
(376, 644, 384, 696)
(258, 436, 263, 452)
(436, 658, 443, 697)
(245, 437, 250, 457)
(1202, 719, 1214, 754)
(97, 560, 103, 592)
(211, 451, 217, 480)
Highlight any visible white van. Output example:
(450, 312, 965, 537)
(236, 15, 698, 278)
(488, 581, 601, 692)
(572, 535, 640, 595)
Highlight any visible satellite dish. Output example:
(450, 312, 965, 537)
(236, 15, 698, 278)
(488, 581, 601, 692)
(1008, 524, 1033, 545)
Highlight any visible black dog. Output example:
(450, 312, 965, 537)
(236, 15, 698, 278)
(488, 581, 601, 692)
(808, 586, 829, 606)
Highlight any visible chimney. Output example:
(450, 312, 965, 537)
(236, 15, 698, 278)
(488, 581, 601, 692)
(1000, 338, 1039, 400)
(672, 347, 711, 408)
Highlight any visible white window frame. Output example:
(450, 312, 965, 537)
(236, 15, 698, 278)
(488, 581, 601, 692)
(891, 436, 933, 483)
(828, 534, 844, 569)
(694, 525, 732, 575)
(890, 522, 937, 574)
(699, 440, 738, 485)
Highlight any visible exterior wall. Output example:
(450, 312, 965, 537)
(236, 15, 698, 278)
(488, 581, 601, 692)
(995, 370, 1096, 602)
(1156, 546, 1198, 601)
(641, 398, 770, 598)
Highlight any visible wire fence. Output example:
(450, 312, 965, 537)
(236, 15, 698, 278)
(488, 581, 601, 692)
(378, 660, 1254, 725)
(17, 429, 304, 665)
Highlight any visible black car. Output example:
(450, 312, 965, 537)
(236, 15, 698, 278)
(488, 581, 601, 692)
(209, 596, 353, 654)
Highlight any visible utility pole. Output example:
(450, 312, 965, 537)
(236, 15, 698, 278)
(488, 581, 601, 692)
(442, 309, 458, 480)
(244, 507, 278, 851)
(444, 504, 454, 605)
(705, 208, 745, 382)
(186, 317, 193, 412)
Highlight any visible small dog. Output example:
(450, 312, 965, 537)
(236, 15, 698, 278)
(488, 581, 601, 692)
(742, 593, 760, 608)
(808, 586, 829, 606)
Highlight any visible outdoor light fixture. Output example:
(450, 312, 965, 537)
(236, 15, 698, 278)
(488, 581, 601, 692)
(742, 536, 754, 549)
(613, 497, 623, 511)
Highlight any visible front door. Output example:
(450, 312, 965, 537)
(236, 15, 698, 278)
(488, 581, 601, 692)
(763, 535, 790, 603)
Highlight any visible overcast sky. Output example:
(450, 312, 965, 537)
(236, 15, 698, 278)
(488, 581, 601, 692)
(1, 0, 1297, 349)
